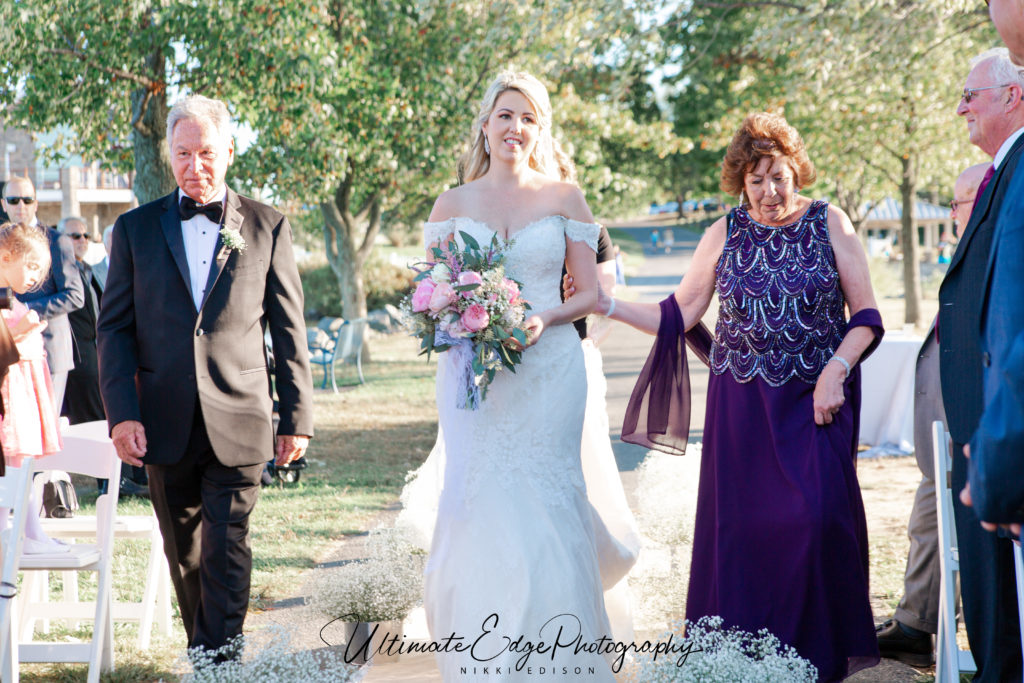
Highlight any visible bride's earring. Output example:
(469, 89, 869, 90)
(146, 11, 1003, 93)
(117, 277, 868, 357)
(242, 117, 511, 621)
(484, 137, 491, 155)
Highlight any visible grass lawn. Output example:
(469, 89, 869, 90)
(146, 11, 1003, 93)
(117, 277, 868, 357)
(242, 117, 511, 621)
(20, 334, 437, 682)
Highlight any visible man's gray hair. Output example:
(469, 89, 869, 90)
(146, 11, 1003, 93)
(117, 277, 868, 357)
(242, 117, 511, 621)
(58, 216, 87, 233)
(166, 94, 232, 145)
(102, 224, 114, 250)
(971, 47, 1024, 89)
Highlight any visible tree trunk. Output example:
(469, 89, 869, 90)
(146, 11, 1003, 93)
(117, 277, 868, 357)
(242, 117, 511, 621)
(319, 170, 383, 323)
(900, 155, 923, 327)
(130, 47, 176, 205)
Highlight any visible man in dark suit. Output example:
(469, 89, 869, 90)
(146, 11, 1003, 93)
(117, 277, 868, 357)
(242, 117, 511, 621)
(938, 47, 1024, 682)
(60, 216, 105, 424)
(962, 10, 1024, 534)
(877, 163, 989, 665)
(97, 94, 314, 655)
(3, 176, 84, 409)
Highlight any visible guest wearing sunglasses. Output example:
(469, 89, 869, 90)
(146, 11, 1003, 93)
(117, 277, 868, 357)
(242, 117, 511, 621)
(938, 47, 1024, 683)
(2, 176, 83, 411)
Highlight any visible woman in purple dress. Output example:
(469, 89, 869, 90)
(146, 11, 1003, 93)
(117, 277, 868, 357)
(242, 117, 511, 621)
(600, 113, 882, 680)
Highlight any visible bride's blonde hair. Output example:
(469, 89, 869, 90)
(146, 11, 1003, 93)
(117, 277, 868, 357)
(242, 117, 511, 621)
(458, 70, 577, 185)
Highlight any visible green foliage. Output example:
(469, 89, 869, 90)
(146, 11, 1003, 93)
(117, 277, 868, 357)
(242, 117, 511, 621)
(0, 0, 684, 317)
(657, 1, 995, 209)
(657, 3, 790, 200)
(301, 256, 412, 318)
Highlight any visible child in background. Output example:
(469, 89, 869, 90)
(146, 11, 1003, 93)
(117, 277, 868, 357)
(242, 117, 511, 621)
(0, 222, 66, 554)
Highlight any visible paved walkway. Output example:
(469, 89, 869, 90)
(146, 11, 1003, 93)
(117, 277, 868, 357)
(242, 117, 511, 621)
(249, 224, 923, 681)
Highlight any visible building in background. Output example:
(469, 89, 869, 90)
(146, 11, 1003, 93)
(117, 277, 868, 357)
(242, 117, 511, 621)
(0, 124, 136, 235)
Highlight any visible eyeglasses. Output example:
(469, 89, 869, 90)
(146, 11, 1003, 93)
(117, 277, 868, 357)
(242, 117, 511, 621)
(3, 196, 35, 205)
(961, 84, 1012, 104)
(950, 198, 975, 211)
(65, 232, 88, 240)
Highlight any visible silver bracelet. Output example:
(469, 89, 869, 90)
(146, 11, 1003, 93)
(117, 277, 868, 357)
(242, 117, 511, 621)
(605, 297, 616, 318)
(828, 354, 851, 378)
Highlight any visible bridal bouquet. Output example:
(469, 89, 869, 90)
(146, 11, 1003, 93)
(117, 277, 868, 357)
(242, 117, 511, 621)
(403, 230, 531, 409)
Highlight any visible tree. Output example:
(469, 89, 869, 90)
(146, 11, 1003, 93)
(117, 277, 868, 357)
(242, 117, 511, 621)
(220, 0, 679, 319)
(757, 0, 994, 326)
(2, 0, 682, 321)
(656, 0, 995, 325)
(656, 3, 795, 207)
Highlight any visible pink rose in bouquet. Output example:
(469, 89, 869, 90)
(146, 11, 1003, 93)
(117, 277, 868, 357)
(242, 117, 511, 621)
(402, 229, 532, 409)
(500, 278, 520, 304)
(411, 279, 436, 312)
(457, 270, 484, 298)
(428, 282, 457, 313)
(461, 303, 490, 333)
(439, 315, 471, 338)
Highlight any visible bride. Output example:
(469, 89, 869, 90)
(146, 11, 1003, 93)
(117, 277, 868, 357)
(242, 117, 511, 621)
(416, 70, 618, 681)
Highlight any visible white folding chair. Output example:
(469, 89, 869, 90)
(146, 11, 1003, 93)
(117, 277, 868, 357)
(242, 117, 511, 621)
(933, 421, 977, 682)
(17, 421, 118, 683)
(40, 510, 172, 648)
(0, 460, 35, 683)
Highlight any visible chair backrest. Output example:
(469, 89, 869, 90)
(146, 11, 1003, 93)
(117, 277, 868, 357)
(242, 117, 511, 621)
(336, 318, 367, 359)
(0, 460, 35, 563)
(34, 421, 121, 553)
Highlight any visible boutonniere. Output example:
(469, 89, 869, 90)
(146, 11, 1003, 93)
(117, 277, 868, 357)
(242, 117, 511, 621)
(219, 226, 247, 254)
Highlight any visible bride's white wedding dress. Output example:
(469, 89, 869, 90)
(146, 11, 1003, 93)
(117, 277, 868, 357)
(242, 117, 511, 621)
(416, 215, 618, 682)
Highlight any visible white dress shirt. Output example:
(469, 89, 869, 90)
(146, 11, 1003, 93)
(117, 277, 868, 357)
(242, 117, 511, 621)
(179, 187, 226, 308)
(994, 125, 1024, 170)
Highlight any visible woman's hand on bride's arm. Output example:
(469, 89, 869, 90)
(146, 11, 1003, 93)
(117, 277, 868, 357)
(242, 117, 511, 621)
(562, 274, 614, 315)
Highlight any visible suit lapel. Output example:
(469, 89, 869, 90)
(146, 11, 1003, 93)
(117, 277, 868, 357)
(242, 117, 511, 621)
(159, 191, 194, 309)
(949, 135, 1024, 275)
(978, 138, 1024, 328)
(199, 188, 244, 311)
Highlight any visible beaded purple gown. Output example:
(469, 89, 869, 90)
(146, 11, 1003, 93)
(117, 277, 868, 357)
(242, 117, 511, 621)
(685, 201, 881, 681)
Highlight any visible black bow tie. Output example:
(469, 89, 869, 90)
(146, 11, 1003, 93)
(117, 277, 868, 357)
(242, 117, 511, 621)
(179, 196, 224, 223)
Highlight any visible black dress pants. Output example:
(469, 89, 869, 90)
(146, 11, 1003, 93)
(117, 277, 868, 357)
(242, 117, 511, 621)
(952, 440, 1023, 682)
(146, 405, 264, 654)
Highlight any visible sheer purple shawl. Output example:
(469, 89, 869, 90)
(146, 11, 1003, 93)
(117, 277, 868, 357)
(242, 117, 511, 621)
(621, 295, 711, 455)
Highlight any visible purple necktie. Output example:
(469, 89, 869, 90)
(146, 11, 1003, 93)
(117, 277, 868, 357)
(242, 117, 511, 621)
(975, 164, 995, 203)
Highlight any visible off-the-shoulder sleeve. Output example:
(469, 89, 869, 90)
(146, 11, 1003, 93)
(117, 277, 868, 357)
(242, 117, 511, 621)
(423, 219, 455, 247)
(563, 218, 600, 253)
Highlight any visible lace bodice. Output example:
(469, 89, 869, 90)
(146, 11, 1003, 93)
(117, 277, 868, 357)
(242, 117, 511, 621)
(418, 215, 616, 682)
(423, 215, 599, 315)
(422, 214, 600, 507)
